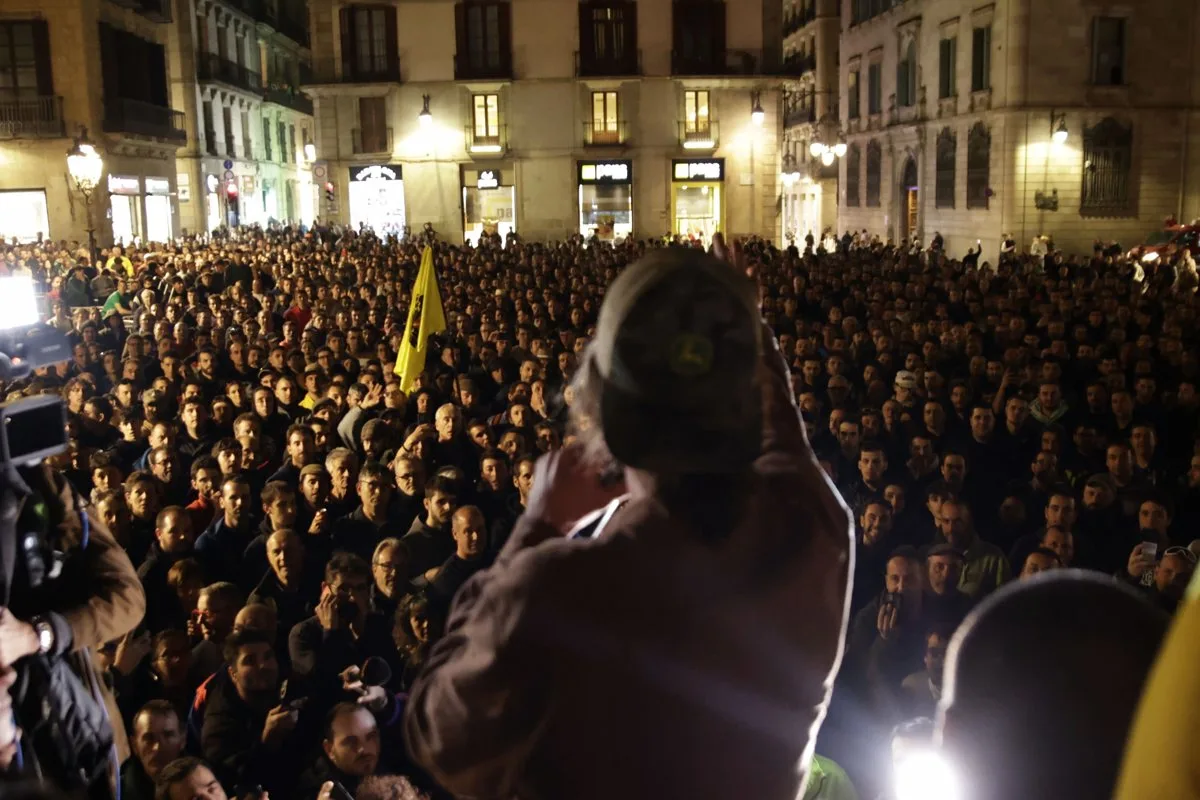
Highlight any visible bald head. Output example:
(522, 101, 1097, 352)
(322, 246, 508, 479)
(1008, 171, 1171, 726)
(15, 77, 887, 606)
(234, 603, 277, 637)
(435, 403, 461, 440)
(937, 572, 1166, 800)
(452, 505, 485, 560)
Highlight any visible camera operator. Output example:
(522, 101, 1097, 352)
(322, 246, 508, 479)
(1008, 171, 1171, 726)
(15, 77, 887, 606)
(1, 461, 146, 797)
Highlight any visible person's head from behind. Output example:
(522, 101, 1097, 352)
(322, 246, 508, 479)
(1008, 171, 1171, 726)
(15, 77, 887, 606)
(155, 757, 226, 800)
(133, 700, 185, 781)
(233, 602, 277, 638)
(936, 572, 1167, 800)
(570, 248, 762, 541)
(323, 703, 381, 778)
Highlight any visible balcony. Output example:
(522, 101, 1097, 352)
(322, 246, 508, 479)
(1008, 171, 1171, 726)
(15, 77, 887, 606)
(197, 52, 262, 95)
(263, 85, 314, 116)
(671, 49, 768, 77)
(583, 120, 628, 147)
(0, 96, 65, 140)
(352, 127, 394, 155)
(308, 60, 400, 85)
(780, 52, 816, 76)
(455, 52, 513, 81)
(783, 101, 815, 129)
(678, 120, 719, 150)
(465, 124, 507, 155)
(103, 98, 187, 142)
(575, 49, 641, 78)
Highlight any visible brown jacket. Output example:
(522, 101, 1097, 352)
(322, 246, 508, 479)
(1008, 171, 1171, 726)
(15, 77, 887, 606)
(404, 329, 854, 800)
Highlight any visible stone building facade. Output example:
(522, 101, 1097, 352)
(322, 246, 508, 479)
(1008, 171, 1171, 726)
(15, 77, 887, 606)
(837, 0, 1200, 257)
(303, 0, 786, 244)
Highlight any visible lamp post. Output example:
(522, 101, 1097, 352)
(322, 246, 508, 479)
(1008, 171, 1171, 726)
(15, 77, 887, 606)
(808, 112, 847, 167)
(750, 91, 765, 127)
(1050, 110, 1068, 144)
(418, 94, 433, 129)
(66, 128, 103, 262)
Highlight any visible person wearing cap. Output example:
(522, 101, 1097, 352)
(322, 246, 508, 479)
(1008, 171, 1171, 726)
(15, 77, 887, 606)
(404, 246, 853, 800)
(893, 370, 919, 409)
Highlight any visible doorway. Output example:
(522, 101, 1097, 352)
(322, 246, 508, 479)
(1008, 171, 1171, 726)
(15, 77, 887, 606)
(901, 157, 918, 241)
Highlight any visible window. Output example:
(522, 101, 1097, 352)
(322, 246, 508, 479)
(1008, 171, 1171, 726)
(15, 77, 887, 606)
(867, 63, 882, 114)
(0, 21, 52, 102)
(339, 6, 398, 80)
(240, 110, 250, 159)
(1091, 17, 1126, 86)
(971, 25, 991, 91)
(966, 122, 990, 209)
(845, 144, 861, 206)
(672, 0, 725, 73)
(865, 139, 881, 206)
(472, 93, 499, 141)
(935, 127, 956, 208)
(897, 39, 916, 107)
(223, 106, 235, 157)
(288, 124, 296, 161)
(458, 2, 512, 76)
(684, 89, 710, 134)
(848, 69, 860, 119)
(938, 37, 956, 98)
(357, 95, 388, 153)
(278, 121, 287, 162)
(1081, 117, 1133, 214)
(262, 117, 272, 160)
(580, 1, 636, 71)
(591, 90, 619, 143)
(203, 101, 216, 155)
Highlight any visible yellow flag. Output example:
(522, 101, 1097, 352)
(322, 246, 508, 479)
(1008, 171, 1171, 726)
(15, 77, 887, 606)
(393, 245, 446, 392)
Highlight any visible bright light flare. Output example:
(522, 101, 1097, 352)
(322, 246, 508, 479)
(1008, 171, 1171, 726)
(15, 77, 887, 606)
(0, 276, 41, 329)
(894, 750, 960, 800)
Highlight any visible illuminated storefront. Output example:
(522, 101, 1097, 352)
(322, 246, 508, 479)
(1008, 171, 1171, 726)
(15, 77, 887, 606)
(108, 174, 143, 245)
(670, 158, 724, 242)
(578, 160, 633, 241)
(349, 164, 407, 237)
(144, 177, 173, 243)
(462, 166, 515, 246)
(0, 190, 49, 243)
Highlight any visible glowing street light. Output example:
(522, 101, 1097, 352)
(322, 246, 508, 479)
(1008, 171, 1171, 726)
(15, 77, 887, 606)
(750, 91, 765, 127)
(66, 128, 103, 259)
(418, 94, 433, 129)
(1051, 110, 1068, 144)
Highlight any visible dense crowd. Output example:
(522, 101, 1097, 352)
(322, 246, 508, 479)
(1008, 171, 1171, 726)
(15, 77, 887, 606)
(2, 223, 1199, 799)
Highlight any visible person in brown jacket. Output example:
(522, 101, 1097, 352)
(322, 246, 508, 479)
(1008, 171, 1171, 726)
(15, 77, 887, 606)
(404, 245, 854, 800)
(0, 463, 146, 793)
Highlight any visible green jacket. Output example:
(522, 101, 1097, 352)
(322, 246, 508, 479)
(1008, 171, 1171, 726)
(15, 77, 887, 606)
(804, 755, 860, 800)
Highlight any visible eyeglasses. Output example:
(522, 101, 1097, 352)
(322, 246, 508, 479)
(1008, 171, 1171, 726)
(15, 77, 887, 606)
(372, 562, 405, 573)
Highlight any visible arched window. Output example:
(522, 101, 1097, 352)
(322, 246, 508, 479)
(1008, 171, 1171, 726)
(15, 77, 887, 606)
(866, 139, 881, 207)
(935, 127, 956, 208)
(846, 143, 861, 207)
(1081, 117, 1133, 214)
(966, 122, 991, 209)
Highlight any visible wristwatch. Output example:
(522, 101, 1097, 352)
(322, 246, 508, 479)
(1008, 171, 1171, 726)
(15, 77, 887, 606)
(31, 616, 54, 655)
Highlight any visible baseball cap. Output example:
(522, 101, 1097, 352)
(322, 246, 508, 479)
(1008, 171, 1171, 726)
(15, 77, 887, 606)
(588, 248, 762, 475)
(299, 464, 326, 479)
(895, 370, 918, 390)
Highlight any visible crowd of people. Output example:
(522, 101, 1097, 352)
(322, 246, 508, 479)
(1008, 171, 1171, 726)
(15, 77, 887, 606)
(1, 221, 1198, 799)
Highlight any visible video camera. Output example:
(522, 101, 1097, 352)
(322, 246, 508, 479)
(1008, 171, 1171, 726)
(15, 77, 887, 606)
(0, 276, 71, 482)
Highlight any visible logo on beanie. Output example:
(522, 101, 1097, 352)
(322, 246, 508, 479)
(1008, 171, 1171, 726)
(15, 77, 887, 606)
(668, 333, 714, 377)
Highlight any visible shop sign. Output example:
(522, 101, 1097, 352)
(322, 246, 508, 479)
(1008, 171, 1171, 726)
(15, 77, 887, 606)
(672, 159, 725, 182)
(242, 176, 256, 193)
(145, 178, 171, 195)
(108, 175, 141, 195)
(579, 160, 632, 184)
(477, 170, 501, 190)
(351, 164, 402, 182)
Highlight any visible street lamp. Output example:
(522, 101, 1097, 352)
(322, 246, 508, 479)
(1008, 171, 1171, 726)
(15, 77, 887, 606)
(808, 114, 847, 166)
(66, 127, 103, 261)
(750, 91, 765, 127)
(1050, 110, 1068, 144)
(303, 141, 316, 161)
(418, 94, 433, 129)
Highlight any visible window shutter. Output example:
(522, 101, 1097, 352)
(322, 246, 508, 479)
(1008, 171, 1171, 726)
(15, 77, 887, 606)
(30, 20, 53, 96)
(625, 1, 638, 61)
(454, 3, 468, 72)
(497, 2, 513, 73)
(339, 7, 354, 78)
(384, 6, 399, 77)
(578, 3, 595, 63)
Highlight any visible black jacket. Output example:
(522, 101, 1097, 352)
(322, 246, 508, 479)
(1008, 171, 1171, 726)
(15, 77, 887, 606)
(200, 672, 301, 795)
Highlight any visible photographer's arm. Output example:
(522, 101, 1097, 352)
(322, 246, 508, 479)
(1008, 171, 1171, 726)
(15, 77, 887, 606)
(46, 466, 146, 653)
